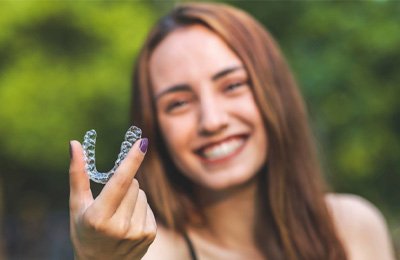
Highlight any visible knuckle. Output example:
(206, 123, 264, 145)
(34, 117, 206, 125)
(132, 152, 144, 166)
(107, 227, 126, 239)
(129, 227, 156, 244)
(82, 214, 131, 238)
(126, 230, 142, 241)
(82, 213, 106, 232)
(113, 175, 131, 190)
(144, 229, 157, 244)
(68, 166, 76, 176)
(69, 199, 77, 212)
(114, 220, 131, 237)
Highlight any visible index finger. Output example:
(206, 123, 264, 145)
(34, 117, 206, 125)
(92, 138, 148, 216)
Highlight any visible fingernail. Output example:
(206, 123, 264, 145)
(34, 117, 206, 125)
(69, 141, 73, 159)
(139, 138, 148, 154)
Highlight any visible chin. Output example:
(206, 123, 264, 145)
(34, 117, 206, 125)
(195, 169, 259, 191)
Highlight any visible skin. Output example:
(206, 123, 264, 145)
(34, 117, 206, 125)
(151, 25, 268, 192)
(69, 139, 156, 260)
(69, 25, 396, 260)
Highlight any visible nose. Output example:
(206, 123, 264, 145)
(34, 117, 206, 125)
(198, 93, 228, 136)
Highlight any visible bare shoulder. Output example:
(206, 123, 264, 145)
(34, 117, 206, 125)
(142, 224, 191, 260)
(325, 193, 395, 260)
(326, 193, 385, 227)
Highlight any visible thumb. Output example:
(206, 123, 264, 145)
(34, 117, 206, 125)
(69, 140, 93, 213)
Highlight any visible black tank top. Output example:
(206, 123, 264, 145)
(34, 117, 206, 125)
(183, 233, 198, 260)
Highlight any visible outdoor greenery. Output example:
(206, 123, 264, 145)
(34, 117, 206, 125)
(0, 1, 398, 258)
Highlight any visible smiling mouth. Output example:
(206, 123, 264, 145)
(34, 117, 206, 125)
(196, 135, 247, 162)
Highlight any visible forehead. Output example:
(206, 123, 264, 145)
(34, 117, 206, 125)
(149, 25, 243, 91)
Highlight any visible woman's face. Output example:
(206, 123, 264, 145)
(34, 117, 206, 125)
(150, 25, 268, 190)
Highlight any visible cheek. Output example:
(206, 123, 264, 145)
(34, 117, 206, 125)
(237, 95, 268, 152)
(244, 96, 261, 115)
(232, 94, 264, 125)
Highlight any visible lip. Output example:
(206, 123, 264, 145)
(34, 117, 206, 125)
(194, 134, 248, 164)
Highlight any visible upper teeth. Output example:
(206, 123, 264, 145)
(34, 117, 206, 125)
(202, 138, 244, 160)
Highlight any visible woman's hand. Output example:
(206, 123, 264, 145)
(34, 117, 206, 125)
(69, 139, 156, 260)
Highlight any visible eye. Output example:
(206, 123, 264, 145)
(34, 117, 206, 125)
(166, 99, 190, 113)
(224, 81, 247, 93)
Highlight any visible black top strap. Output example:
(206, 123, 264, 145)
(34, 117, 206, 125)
(182, 233, 198, 260)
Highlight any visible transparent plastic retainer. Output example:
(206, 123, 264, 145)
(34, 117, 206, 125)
(82, 126, 142, 184)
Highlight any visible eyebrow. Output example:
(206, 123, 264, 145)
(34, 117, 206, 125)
(212, 65, 243, 81)
(154, 65, 244, 101)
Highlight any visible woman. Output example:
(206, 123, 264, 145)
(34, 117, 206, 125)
(69, 3, 395, 259)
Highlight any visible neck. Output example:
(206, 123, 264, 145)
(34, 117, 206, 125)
(190, 176, 264, 251)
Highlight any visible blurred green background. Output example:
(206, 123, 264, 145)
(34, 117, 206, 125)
(0, 1, 399, 259)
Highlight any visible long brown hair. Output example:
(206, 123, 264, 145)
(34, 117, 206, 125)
(132, 3, 347, 259)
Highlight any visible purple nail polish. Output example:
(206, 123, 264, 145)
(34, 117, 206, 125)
(139, 138, 148, 153)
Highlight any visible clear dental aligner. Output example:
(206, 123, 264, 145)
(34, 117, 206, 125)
(82, 126, 142, 184)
